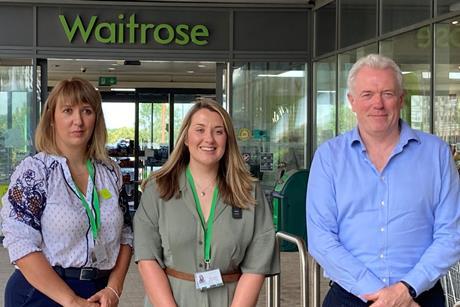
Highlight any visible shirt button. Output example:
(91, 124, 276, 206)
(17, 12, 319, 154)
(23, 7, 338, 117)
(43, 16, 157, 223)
(381, 176, 385, 181)
(381, 201, 385, 206)
(382, 278, 387, 282)
(380, 254, 384, 259)
(380, 227, 385, 232)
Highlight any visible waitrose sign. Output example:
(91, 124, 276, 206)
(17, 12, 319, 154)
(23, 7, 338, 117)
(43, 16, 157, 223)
(59, 14, 209, 46)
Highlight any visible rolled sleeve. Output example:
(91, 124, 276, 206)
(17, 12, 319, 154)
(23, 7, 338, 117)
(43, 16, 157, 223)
(1, 157, 47, 263)
(240, 184, 280, 276)
(133, 182, 165, 267)
(120, 224, 134, 247)
(2, 218, 43, 263)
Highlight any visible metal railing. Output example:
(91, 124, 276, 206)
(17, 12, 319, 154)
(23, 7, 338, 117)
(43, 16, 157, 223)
(266, 231, 321, 307)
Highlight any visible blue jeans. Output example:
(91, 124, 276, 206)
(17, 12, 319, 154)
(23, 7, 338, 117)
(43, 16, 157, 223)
(323, 281, 445, 307)
(4, 269, 108, 307)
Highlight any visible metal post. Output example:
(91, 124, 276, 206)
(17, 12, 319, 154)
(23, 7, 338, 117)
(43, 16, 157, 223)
(265, 231, 321, 307)
(266, 276, 273, 307)
(308, 254, 321, 307)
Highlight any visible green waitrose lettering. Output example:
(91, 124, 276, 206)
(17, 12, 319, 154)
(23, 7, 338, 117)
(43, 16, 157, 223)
(59, 14, 209, 46)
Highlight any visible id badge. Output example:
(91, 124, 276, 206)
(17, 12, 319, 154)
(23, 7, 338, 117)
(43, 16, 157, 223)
(92, 240, 108, 264)
(194, 269, 224, 291)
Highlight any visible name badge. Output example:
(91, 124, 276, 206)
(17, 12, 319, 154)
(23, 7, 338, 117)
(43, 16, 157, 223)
(232, 207, 242, 219)
(194, 269, 224, 291)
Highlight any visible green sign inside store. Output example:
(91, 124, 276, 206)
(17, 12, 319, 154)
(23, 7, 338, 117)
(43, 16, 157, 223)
(99, 76, 117, 86)
(59, 14, 209, 46)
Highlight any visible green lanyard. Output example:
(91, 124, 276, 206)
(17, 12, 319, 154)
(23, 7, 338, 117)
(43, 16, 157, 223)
(75, 160, 100, 240)
(186, 166, 218, 269)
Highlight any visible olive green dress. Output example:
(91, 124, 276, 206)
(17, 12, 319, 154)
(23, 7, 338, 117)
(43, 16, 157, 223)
(133, 172, 279, 307)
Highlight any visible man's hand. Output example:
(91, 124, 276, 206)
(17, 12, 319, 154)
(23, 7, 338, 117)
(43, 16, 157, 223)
(362, 282, 420, 307)
(87, 287, 119, 307)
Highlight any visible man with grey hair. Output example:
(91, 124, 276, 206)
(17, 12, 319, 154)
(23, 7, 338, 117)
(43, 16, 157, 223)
(307, 54, 460, 307)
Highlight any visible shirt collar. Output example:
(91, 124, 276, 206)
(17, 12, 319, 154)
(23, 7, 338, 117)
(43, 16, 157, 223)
(349, 119, 420, 150)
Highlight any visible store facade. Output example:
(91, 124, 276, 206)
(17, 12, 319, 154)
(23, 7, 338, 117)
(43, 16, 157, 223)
(3, 0, 458, 207)
(313, 0, 460, 161)
(0, 1, 311, 203)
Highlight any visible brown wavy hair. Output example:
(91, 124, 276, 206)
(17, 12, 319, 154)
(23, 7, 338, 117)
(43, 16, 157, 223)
(142, 98, 256, 208)
(35, 77, 109, 162)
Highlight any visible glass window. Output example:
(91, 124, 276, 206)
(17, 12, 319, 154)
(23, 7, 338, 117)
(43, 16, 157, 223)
(315, 1, 336, 56)
(338, 44, 378, 134)
(103, 102, 135, 146)
(103, 102, 137, 209)
(0, 60, 34, 191)
(314, 56, 336, 149)
(138, 94, 170, 178)
(382, 0, 431, 34)
(232, 62, 307, 189)
(434, 18, 460, 151)
(340, 0, 377, 48)
(137, 94, 169, 150)
(173, 94, 198, 144)
(380, 27, 431, 132)
(437, 0, 460, 15)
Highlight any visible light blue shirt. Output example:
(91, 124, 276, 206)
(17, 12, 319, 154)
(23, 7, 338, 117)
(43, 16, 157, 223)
(306, 121, 460, 298)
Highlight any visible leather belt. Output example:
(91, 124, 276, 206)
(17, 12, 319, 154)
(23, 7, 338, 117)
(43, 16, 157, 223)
(165, 268, 241, 283)
(53, 266, 111, 281)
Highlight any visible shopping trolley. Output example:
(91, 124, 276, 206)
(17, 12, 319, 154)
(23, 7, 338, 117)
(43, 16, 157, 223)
(441, 262, 460, 307)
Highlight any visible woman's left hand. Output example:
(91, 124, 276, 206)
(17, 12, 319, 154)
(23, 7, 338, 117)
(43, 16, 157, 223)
(87, 288, 119, 307)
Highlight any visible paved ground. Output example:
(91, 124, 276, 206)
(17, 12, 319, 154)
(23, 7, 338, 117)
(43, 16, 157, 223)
(0, 246, 329, 306)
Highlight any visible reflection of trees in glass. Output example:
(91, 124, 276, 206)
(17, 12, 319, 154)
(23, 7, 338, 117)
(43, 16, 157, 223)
(0, 66, 34, 182)
(316, 91, 336, 148)
(138, 103, 169, 147)
(232, 63, 307, 187)
(338, 101, 356, 134)
(173, 104, 193, 142)
(0, 115, 6, 132)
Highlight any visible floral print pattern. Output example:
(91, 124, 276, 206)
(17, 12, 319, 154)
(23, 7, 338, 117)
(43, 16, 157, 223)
(8, 169, 46, 231)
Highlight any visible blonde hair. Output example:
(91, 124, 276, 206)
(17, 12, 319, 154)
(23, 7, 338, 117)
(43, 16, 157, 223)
(143, 98, 256, 208)
(35, 77, 109, 162)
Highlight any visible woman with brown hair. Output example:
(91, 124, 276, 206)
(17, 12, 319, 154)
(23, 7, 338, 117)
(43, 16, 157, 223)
(134, 99, 279, 307)
(1, 77, 133, 307)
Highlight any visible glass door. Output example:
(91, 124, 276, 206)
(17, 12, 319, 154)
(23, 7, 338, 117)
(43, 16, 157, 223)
(138, 93, 170, 181)
(0, 58, 37, 198)
(102, 99, 136, 211)
(231, 62, 308, 190)
(172, 93, 201, 145)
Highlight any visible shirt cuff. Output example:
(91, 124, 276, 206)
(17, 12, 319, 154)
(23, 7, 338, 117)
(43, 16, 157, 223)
(401, 270, 432, 297)
(348, 271, 386, 299)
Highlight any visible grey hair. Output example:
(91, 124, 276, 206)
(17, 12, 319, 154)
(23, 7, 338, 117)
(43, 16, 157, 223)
(347, 54, 403, 95)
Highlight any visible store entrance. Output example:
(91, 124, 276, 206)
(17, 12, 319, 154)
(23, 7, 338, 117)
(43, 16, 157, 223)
(47, 59, 221, 209)
(100, 89, 215, 210)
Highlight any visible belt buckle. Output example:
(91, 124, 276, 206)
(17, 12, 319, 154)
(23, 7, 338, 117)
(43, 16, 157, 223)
(79, 268, 95, 280)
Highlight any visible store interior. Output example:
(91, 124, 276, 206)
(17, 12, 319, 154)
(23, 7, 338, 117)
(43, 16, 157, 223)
(48, 58, 219, 209)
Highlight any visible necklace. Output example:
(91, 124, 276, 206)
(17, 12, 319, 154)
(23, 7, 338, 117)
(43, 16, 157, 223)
(195, 178, 216, 197)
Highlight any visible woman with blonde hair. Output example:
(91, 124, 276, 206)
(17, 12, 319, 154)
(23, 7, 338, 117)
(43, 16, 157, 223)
(134, 99, 278, 306)
(1, 77, 133, 307)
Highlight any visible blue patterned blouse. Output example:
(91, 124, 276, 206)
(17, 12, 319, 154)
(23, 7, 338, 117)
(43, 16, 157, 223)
(1, 152, 133, 270)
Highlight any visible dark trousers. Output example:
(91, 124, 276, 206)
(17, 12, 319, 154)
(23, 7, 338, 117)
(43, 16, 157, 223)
(4, 269, 108, 307)
(323, 281, 445, 307)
